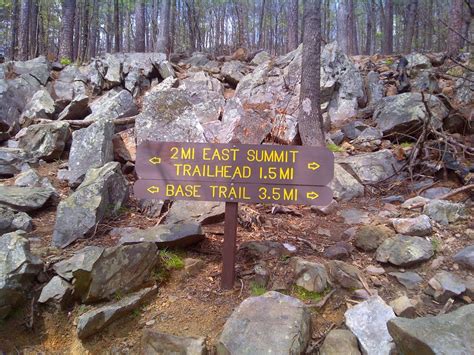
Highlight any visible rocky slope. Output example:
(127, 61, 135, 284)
(0, 46, 473, 353)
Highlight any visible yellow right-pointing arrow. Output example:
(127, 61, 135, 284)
(307, 162, 320, 171)
(147, 186, 160, 194)
(149, 157, 161, 165)
(306, 191, 319, 200)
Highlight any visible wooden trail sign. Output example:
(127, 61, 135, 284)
(134, 141, 335, 290)
(136, 141, 334, 185)
(134, 180, 333, 205)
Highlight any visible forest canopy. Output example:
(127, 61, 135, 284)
(0, 0, 472, 63)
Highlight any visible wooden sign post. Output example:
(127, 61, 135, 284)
(135, 141, 334, 289)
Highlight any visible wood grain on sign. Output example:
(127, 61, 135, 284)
(134, 180, 333, 206)
(135, 141, 334, 186)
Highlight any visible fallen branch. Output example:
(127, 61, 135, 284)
(64, 116, 136, 128)
(410, 184, 474, 209)
(304, 289, 336, 309)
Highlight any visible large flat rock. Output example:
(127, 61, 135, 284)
(388, 304, 474, 355)
(217, 291, 311, 354)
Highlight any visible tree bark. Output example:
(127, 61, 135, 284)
(89, 0, 98, 57)
(114, 0, 120, 52)
(79, 0, 90, 62)
(59, 0, 76, 61)
(287, 0, 299, 51)
(336, 0, 348, 53)
(403, 0, 418, 53)
(135, 0, 146, 52)
(382, 0, 393, 54)
(258, 0, 266, 48)
(347, 0, 358, 54)
(299, 0, 325, 146)
(18, 0, 31, 60)
(447, 0, 464, 56)
(11, 0, 20, 59)
(157, 0, 171, 54)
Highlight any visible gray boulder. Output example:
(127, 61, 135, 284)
(12, 56, 50, 85)
(217, 291, 311, 355)
(63, 119, 114, 186)
(366, 71, 384, 105)
(38, 275, 74, 309)
(18, 121, 70, 161)
(389, 272, 423, 290)
(19, 89, 55, 124)
(345, 295, 396, 355)
(423, 199, 466, 225)
(77, 286, 157, 339)
(329, 164, 365, 201)
(391, 215, 432, 237)
(86, 89, 138, 122)
(0, 231, 43, 319)
(0, 185, 53, 212)
(354, 225, 395, 251)
(52, 65, 86, 107)
(158, 60, 175, 79)
(53, 245, 103, 296)
(135, 88, 206, 145)
(250, 51, 271, 66)
(453, 245, 474, 270)
(0, 74, 42, 129)
(0, 206, 33, 234)
(326, 260, 363, 289)
(166, 201, 225, 225)
(53, 243, 158, 303)
(290, 257, 328, 293)
(221, 61, 249, 86)
(427, 271, 466, 302)
(85, 243, 158, 303)
(374, 93, 448, 136)
(141, 331, 207, 355)
(57, 93, 90, 121)
(117, 222, 204, 248)
(405, 53, 432, 71)
(0, 148, 29, 176)
(336, 150, 400, 184)
(388, 304, 474, 355)
(376, 235, 434, 266)
(52, 162, 128, 248)
(320, 329, 361, 355)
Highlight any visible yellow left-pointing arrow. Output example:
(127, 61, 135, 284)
(147, 186, 160, 194)
(306, 192, 319, 200)
(149, 157, 161, 164)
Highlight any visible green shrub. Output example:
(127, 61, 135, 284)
(327, 143, 345, 153)
(60, 57, 72, 65)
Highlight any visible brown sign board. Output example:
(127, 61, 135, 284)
(136, 141, 334, 186)
(134, 179, 333, 206)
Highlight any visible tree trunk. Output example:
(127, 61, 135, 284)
(157, 0, 171, 54)
(135, 0, 146, 52)
(447, 0, 464, 56)
(347, 0, 358, 54)
(11, 0, 20, 59)
(114, 0, 120, 52)
(89, 0, 98, 57)
(18, 0, 31, 60)
(403, 0, 417, 53)
(287, 0, 299, 51)
(299, 0, 325, 146)
(258, 0, 266, 48)
(382, 0, 393, 54)
(29, 0, 39, 57)
(79, 0, 90, 62)
(364, 0, 375, 55)
(73, 0, 81, 61)
(59, 0, 76, 61)
(336, 0, 348, 53)
(170, 0, 176, 53)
